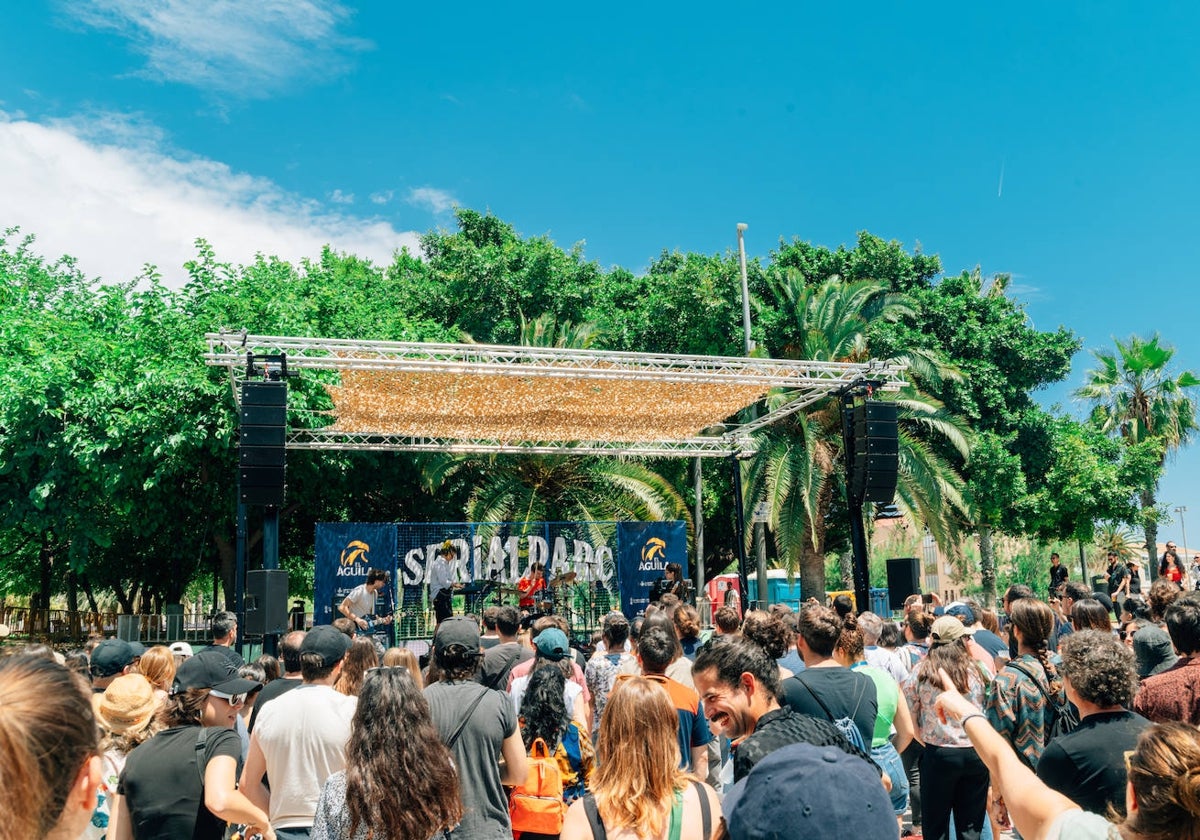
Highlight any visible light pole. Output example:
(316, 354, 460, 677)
(1176, 505, 1189, 559)
(737, 223, 753, 355)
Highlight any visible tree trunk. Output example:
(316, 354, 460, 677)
(1141, 487, 1158, 566)
(80, 575, 100, 614)
(799, 473, 835, 604)
(978, 525, 997, 608)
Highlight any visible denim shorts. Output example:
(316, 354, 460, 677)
(872, 740, 910, 816)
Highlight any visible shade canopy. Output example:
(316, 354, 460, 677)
(205, 332, 907, 457)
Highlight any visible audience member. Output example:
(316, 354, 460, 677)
(1134, 592, 1200, 724)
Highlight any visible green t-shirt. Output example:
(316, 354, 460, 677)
(852, 662, 900, 747)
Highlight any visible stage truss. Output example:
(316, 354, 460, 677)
(204, 332, 908, 456)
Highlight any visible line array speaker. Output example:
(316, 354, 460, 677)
(240, 382, 286, 506)
(850, 400, 899, 503)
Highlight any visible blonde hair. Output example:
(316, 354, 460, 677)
(382, 647, 424, 689)
(137, 645, 176, 693)
(591, 677, 688, 838)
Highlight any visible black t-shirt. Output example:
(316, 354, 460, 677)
(1106, 563, 1128, 596)
(1036, 710, 1152, 817)
(119, 725, 243, 840)
(478, 642, 533, 689)
(247, 675, 302, 732)
(1049, 564, 1069, 591)
(780, 667, 878, 748)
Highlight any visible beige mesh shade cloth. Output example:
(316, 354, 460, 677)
(326, 368, 767, 443)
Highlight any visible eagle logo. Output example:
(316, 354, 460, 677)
(641, 537, 667, 564)
(340, 540, 370, 567)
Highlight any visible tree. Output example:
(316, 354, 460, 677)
(1075, 334, 1200, 557)
(745, 275, 970, 601)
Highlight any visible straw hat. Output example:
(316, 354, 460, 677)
(93, 674, 158, 735)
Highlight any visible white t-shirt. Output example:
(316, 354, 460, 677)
(1048, 809, 1120, 840)
(252, 684, 357, 829)
(509, 673, 584, 720)
(342, 583, 376, 619)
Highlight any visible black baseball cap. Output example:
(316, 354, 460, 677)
(301, 625, 352, 668)
(172, 654, 260, 696)
(433, 616, 481, 656)
(91, 639, 138, 678)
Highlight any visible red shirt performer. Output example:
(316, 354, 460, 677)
(518, 563, 547, 609)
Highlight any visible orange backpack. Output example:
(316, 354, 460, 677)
(509, 737, 566, 836)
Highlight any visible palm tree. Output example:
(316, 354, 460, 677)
(1076, 334, 1199, 559)
(746, 275, 970, 602)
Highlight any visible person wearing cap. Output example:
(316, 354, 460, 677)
(110, 654, 271, 840)
(86, 674, 161, 840)
(90, 638, 140, 693)
(240, 625, 357, 838)
(721, 741, 896, 840)
(943, 604, 996, 680)
(584, 612, 638, 743)
(170, 640, 195, 665)
(901, 614, 991, 840)
(423, 615, 527, 839)
(509, 627, 589, 728)
(506, 615, 593, 717)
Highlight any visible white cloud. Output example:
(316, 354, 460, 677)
(369, 190, 394, 205)
(406, 186, 457, 215)
(67, 0, 371, 97)
(328, 189, 354, 204)
(0, 114, 421, 286)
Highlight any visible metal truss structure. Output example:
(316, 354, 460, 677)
(205, 331, 908, 457)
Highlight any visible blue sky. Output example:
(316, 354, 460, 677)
(3, 1, 1199, 553)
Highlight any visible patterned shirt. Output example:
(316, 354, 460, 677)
(732, 706, 878, 782)
(1133, 655, 1200, 725)
(584, 652, 638, 741)
(985, 654, 1064, 769)
(903, 666, 989, 748)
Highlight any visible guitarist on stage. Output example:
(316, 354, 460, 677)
(339, 568, 394, 632)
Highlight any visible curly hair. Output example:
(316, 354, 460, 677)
(1058, 630, 1137, 708)
(344, 667, 463, 839)
(1148, 579, 1184, 622)
(742, 610, 792, 659)
(520, 665, 570, 751)
(335, 636, 380, 697)
(836, 615, 866, 662)
(797, 604, 843, 657)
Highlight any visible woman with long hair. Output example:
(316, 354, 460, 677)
(985, 598, 1066, 772)
(936, 670, 1200, 840)
(835, 616, 914, 831)
(136, 645, 176, 703)
(382, 646, 424, 689)
(902, 616, 992, 840)
(561, 676, 721, 840)
(0, 653, 103, 840)
(519, 665, 594, 811)
(109, 655, 271, 840)
(334, 636, 380, 697)
(311, 666, 462, 840)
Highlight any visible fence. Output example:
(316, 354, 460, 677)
(0, 606, 312, 647)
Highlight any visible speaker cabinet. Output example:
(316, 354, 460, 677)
(239, 382, 287, 506)
(885, 557, 921, 611)
(851, 401, 899, 503)
(245, 569, 289, 635)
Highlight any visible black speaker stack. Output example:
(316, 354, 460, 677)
(849, 400, 899, 503)
(885, 557, 921, 611)
(245, 569, 290, 635)
(239, 382, 287, 506)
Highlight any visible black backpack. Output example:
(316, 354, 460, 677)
(1007, 660, 1079, 743)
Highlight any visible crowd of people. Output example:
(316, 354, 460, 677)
(3, 570, 1200, 840)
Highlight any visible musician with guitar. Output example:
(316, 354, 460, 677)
(339, 569, 394, 632)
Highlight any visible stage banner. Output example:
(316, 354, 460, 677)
(314, 523, 398, 627)
(616, 520, 687, 618)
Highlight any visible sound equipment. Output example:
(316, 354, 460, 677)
(245, 569, 289, 635)
(885, 557, 921, 611)
(850, 400, 899, 503)
(239, 382, 286, 506)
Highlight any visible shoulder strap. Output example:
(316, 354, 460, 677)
(693, 780, 711, 840)
(667, 787, 684, 840)
(484, 645, 524, 690)
(582, 792, 607, 840)
(194, 726, 210, 787)
(796, 675, 837, 722)
(445, 684, 491, 750)
(1006, 660, 1053, 702)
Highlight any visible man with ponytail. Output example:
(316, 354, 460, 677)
(985, 598, 1067, 770)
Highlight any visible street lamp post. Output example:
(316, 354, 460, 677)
(1176, 505, 1189, 560)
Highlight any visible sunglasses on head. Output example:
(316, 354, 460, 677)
(209, 690, 246, 706)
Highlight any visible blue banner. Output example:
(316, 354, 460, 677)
(314, 523, 398, 626)
(616, 521, 687, 618)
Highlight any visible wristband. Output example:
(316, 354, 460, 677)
(961, 713, 987, 727)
